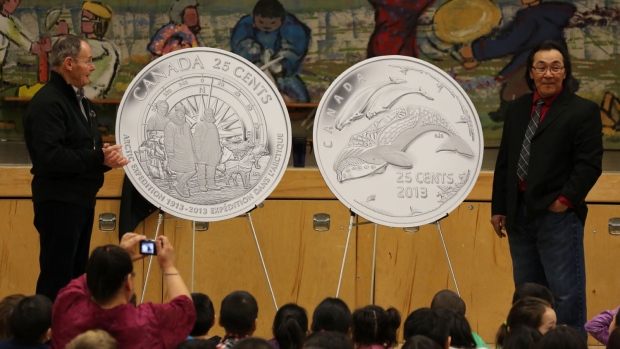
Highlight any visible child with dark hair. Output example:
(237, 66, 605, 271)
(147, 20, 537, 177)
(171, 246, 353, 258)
(403, 308, 449, 348)
(269, 303, 308, 349)
(608, 327, 620, 349)
(311, 298, 351, 334)
(536, 326, 586, 349)
(436, 309, 476, 349)
(498, 326, 541, 349)
(496, 297, 556, 349)
(0, 295, 52, 348)
(217, 291, 258, 349)
(585, 306, 619, 344)
(232, 338, 276, 349)
(190, 293, 220, 345)
(0, 294, 25, 340)
(512, 283, 555, 308)
(430, 290, 488, 349)
(401, 336, 442, 349)
(178, 339, 218, 349)
(351, 305, 400, 349)
(303, 331, 353, 349)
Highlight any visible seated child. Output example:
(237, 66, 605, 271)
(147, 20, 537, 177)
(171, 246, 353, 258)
(0, 295, 52, 349)
(217, 291, 258, 349)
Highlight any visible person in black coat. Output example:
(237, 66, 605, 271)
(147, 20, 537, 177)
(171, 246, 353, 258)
(23, 34, 128, 302)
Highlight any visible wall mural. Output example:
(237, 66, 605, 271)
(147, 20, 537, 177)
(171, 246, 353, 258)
(0, 0, 618, 149)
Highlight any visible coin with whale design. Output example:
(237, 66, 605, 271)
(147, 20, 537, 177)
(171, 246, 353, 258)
(313, 55, 483, 227)
(116, 47, 291, 221)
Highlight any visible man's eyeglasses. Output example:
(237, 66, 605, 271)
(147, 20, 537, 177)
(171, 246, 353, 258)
(531, 66, 565, 74)
(74, 57, 94, 66)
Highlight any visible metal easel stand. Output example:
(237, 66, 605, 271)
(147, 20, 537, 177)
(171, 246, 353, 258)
(335, 211, 460, 301)
(141, 209, 164, 304)
(141, 205, 279, 311)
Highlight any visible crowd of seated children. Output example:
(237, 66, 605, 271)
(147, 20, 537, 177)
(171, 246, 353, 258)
(4, 233, 615, 349)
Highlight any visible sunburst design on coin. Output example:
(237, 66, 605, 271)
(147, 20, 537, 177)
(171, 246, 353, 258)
(117, 47, 291, 221)
(313, 56, 483, 227)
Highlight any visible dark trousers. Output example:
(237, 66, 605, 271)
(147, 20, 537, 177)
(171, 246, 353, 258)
(34, 201, 94, 302)
(509, 197, 587, 337)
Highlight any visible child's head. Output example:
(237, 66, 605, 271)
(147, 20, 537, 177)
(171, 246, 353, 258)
(497, 326, 541, 349)
(272, 303, 308, 349)
(512, 283, 555, 308)
(351, 305, 401, 348)
(177, 339, 217, 349)
(0, 294, 25, 340)
(403, 308, 449, 348)
(401, 336, 442, 349)
(536, 326, 586, 349)
(303, 331, 353, 349)
(436, 308, 475, 348)
(496, 297, 556, 346)
(65, 329, 117, 349)
(10, 295, 53, 344)
(608, 327, 620, 349)
(310, 297, 351, 334)
(219, 291, 258, 336)
(430, 290, 466, 316)
(191, 293, 215, 337)
(232, 338, 276, 349)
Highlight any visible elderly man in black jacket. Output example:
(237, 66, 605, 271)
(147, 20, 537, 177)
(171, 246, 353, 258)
(23, 34, 128, 302)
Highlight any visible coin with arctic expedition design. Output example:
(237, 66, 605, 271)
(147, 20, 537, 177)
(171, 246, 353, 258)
(117, 47, 291, 221)
(313, 56, 483, 227)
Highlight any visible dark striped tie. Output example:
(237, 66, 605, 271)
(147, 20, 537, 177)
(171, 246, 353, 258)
(517, 99, 545, 181)
(76, 88, 87, 120)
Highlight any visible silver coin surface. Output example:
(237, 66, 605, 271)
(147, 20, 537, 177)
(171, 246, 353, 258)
(117, 47, 291, 221)
(313, 56, 483, 227)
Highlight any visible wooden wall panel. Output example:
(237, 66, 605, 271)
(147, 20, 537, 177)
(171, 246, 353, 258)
(160, 199, 355, 339)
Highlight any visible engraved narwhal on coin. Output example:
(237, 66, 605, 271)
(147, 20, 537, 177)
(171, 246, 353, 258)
(334, 105, 474, 182)
(314, 55, 483, 227)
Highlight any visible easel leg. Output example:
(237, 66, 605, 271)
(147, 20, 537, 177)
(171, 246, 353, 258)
(246, 211, 278, 311)
(141, 210, 164, 304)
(436, 221, 460, 296)
(370, 223, 378, 304)
(336, 211, 356, 298)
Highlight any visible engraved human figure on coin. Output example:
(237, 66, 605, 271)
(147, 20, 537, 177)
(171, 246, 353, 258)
(117, 47, 291, 221)
(314, 56, 483, 227)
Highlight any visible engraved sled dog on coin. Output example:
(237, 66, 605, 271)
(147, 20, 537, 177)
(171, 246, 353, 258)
(314, 56, 483, 227)
(117, 47, 291, 221)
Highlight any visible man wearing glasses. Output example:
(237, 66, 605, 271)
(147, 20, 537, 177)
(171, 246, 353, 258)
(23, 34, 128, 302)
(490, 40, 603, 337)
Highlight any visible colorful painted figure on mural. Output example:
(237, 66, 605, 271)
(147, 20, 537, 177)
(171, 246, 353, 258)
(148, 0, 203, 57)
(0, 0, 50, 87)
(366, 0, 436, 58)
(230, 0, 311, 103)
(459, 0, 577, 122)
(81, 1, 120, 99)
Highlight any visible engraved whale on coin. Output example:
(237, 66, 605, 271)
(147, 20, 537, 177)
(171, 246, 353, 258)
(116, 47, 291, 222)
(313, 56, 483, 227)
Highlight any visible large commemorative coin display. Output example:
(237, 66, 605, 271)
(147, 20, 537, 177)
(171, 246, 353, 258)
(314, 56, 483, 227)
(117, 48, 291, 221)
